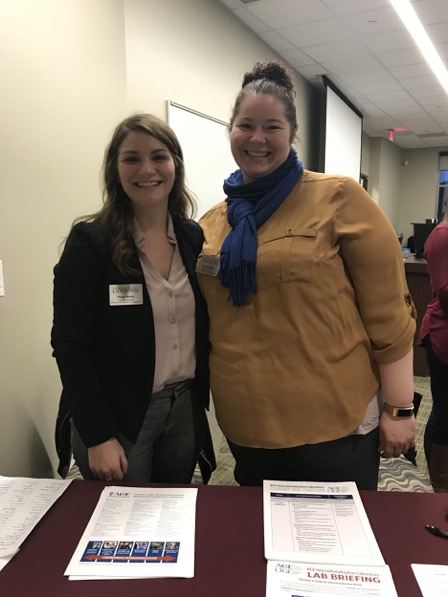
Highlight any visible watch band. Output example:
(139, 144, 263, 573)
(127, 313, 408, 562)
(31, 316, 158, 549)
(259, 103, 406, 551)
(383, 402, 414, 418)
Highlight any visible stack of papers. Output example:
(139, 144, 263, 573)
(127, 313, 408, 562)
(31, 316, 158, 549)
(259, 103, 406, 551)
(263, 480, 398, 596)
(412, 564, 448, 597)
(0, 476, 72, 572)
(65, 486, 198, 580)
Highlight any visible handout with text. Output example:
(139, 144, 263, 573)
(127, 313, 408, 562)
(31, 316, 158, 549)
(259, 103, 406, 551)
(263, 480, 397, 597)
(65, 486, 197, 580)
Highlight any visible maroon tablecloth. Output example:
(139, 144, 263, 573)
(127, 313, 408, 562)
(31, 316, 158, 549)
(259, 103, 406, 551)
(1, 481, 447, 596)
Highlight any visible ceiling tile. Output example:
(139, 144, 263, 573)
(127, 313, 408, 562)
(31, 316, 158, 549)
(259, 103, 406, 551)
(259, 30, 296, 52)
(247, 0, 332, 29)
(302, 39, 369, 63)
(370, 97, 421, 109)
(423, 135, 448, 146)
(394, 136, 429, 148)
(321, 55, 383, 76)
(338, 69, 393, 86)
(217, 0, 448, 147)
(362, 29, 415, 53)
(368, 89, 413, 102)
(351, 80, 404, 95)
(280, 48, 316, 68)
(321, 0, 391, 16)
(233, 7, 270, 32)
(412, 0, 448, 26)
(409, 85, 448, 102)
(389, 63, 434, 79)
(376, 48, 425, 68)
(279, 18, 352, 47)
(435, 43, 448, 59)
(363, 114, 400, 128)
(341, 6, 405, 36)
(401, 75, 441, 90)
(288, 63, 329, 78)
(425, 22, 448, 44)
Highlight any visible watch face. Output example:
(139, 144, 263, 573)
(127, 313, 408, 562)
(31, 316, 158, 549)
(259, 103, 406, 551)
(384, 404, 414, 417)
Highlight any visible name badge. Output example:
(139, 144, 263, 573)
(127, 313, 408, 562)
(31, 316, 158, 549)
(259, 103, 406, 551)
(196, 254, 220, 277)
(109, 284, 143, 306)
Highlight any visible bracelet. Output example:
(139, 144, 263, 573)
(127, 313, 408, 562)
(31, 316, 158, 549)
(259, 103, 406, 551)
(383, 402, 414, 418)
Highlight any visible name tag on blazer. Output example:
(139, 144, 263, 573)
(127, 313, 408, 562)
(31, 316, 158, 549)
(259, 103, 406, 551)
(196, 255, 220, 276)
(109, 284, 143, 306)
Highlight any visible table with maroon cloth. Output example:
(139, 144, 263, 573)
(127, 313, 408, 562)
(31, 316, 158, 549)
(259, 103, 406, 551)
(1, 481, 447, 596)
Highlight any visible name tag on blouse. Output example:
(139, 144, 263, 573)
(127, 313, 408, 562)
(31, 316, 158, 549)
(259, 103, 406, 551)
(196, 255, 220, 276)
(109, 284, 143, 306)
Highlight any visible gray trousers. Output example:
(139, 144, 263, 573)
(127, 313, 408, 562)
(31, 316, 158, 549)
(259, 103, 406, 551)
(72, 380, 203, 483)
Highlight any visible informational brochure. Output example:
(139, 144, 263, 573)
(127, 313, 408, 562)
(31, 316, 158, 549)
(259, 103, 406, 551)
(263, 480, 397, 596)
(65, 486, 198, 580)
(0, 476, 72, 560)
(412, 563, 448, 597)
(263, 480, 385, 567)
(266, 560, 398, 596)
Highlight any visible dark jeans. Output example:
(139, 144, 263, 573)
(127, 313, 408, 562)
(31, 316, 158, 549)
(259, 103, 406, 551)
(423, 336, 448, 446)
(227, 428, 380, 490)
(73, 380, 204, 483)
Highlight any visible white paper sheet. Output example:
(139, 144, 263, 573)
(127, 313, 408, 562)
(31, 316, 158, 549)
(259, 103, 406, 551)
(0, 476, 72, 558)
(263, 480, 385, 567)
(0, 553, 16, 572)
(266, 560, 398, 596)
(412, 563, 448, 596)
(65, 486, 198, 579)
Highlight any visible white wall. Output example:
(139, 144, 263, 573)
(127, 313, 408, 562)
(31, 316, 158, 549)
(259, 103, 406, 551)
(0, 0, 127, 477)
(0, 0, 316, 477)
(364, 135, 446, 242)
(376, 138, 402, 229)
(361, 132, 370, 178)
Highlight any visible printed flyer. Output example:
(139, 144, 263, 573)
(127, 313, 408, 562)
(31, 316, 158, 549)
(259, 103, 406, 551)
(65, 486, 198, 579)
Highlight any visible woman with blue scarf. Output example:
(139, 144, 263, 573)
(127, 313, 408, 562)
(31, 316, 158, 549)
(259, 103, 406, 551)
(196, 61, 416, 489)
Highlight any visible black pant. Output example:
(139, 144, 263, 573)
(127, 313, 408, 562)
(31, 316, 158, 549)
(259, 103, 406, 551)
(423, 335, 448, 446)
(73, 380, 204, 483)
(227, 428, 380, 490)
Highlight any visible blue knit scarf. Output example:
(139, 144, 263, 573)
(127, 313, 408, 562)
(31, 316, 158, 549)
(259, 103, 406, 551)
(220, 147, 304, 306)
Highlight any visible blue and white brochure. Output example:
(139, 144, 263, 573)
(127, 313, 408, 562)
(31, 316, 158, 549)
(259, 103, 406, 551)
(65, 486, 197, 579)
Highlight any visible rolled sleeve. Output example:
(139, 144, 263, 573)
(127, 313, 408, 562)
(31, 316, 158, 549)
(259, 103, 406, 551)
(335, 177, 416, 364)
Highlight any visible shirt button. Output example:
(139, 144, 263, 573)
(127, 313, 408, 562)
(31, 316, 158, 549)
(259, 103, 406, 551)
(170, 316, 177, 324)
(168, 290, 174, 297)
(172, 370, 178, 377)
(173, 343, 178, 350)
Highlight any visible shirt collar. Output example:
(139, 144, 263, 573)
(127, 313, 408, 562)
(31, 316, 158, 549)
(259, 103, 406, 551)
(133, 214, 177, 249)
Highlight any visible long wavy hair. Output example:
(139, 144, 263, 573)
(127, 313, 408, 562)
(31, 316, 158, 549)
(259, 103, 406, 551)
(76, 113, 196, 274)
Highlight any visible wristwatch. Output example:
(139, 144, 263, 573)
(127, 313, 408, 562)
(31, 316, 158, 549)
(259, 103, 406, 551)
(383, 402, 414, 418)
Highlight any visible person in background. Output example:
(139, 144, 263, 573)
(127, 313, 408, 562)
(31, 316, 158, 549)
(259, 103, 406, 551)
(52, 113, 215, 483)
(196, 61, 416, 489)
(418, 197, 448, 492)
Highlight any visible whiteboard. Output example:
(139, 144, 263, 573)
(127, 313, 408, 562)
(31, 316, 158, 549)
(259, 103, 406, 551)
(167, 101, 238, 219)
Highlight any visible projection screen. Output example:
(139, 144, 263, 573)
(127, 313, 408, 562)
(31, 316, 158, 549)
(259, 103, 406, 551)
(324, 80, 363, 182)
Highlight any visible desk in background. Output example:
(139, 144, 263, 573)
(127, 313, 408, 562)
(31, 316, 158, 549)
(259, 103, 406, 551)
(405, 255, 432, 376)
(1, 481, 448, 596)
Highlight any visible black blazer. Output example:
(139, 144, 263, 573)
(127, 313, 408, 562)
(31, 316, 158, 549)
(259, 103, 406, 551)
(52, 218, 215, 480)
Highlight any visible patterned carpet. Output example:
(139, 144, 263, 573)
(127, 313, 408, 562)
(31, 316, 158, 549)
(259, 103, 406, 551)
(208, 376, 434, 492)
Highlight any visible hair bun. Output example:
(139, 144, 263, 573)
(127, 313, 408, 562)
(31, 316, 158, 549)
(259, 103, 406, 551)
(242, 61, 294, 92)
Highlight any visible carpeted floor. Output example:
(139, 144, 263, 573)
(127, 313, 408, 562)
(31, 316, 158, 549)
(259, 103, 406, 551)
(208, 376, 434, 492)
